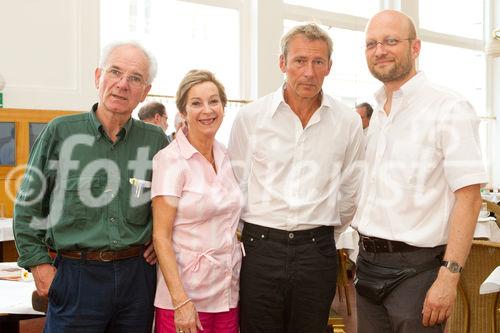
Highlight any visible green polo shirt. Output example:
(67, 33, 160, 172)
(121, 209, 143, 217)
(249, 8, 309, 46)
(14, 104, 169, 269)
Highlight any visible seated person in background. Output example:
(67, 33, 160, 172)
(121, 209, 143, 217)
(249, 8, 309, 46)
(139, 101, 169, 133)
(355, 102, 373, 134)
(167, 112, 186, 142)
(152, 69, 242, 333)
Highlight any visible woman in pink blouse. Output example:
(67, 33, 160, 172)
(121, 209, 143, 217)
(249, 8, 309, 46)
(152, 69, 242, 333)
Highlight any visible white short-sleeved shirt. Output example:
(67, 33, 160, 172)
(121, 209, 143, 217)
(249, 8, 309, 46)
(351, 72, 488, 247)
(151, 129, 242, 312)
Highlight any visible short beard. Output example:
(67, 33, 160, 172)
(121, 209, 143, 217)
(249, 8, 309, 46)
(370, 53, 413, 83)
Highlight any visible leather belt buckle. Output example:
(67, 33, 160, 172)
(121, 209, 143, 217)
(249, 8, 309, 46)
(361, 236, 375, 253)
(98, 251, 113, 262)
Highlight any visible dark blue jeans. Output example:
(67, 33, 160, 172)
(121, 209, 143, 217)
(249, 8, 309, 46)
(239, 223, 338, 333)
(44, 254, 156, 333)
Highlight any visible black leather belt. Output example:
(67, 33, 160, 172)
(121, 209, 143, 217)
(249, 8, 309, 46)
(360, 235, 422, 253)
(243, 222, 333, 246)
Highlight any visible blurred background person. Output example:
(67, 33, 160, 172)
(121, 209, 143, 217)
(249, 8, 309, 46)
(139, 101, 169, 132)
(167, 112, 186, 142)
(356, 102, 373, 134)
(152, 69, 242, 333)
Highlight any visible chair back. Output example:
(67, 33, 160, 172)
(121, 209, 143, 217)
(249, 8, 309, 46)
(447, 240, 500, 333)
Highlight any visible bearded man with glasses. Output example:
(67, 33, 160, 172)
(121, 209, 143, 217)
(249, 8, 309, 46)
(351, 10, 487, 333)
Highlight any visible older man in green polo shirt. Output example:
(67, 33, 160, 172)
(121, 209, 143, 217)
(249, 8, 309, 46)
(13, 41, 168, 332)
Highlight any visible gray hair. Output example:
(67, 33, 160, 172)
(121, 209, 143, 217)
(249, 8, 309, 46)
(99, 41, 158, 84)
(280, 23, 333, 61)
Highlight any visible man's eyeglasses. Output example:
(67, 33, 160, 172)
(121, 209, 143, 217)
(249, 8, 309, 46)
(104, 67, 147, 87)
(365, 37, 413, 50)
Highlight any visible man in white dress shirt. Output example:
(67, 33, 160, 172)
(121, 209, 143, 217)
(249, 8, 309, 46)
(228, 23, 364, 333)
(351, 10, 487, 333)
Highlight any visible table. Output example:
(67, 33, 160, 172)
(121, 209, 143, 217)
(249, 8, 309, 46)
(0, 218, 17, 262)
(0, 263, 41, 315)
(0, 218, 14, 241)
(480, 266, 500, 294)
(474, 217, 500, 242)
(0, 262, 44, 333)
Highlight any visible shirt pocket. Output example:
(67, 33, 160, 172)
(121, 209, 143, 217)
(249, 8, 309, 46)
(62, 176, 102, 229)
(387, 141, 440, 192)
(127, 178, 152, 226)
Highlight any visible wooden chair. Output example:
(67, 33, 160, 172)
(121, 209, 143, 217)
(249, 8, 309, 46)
(447, 240, 500, 333)
(336, 249, 352, 316)
(326, 307, 346, 333)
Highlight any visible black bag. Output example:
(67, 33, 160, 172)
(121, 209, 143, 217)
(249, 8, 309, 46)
(354, 257, 440, 304)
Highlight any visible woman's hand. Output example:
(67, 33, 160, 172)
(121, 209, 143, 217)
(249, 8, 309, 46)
(174, 301, 203, 333)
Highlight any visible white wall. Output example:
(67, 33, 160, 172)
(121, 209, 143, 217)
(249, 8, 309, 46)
(0, 0, 100, 111)
(0, 0, 498, 187)
(490, 0, 500, 187)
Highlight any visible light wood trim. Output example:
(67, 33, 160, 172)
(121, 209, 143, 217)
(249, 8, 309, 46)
(0, 108, 83, 222)
(0, 108, 83, 122)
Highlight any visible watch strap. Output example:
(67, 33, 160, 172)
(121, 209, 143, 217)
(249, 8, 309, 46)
(441, 260, 463, 273)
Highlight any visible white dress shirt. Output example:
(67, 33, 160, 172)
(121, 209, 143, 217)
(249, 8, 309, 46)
(351, 72, 487, 247)
(228, 86, 364, 231)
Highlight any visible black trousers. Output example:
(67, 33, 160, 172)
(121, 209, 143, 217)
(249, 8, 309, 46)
(239, 222, 338, 333)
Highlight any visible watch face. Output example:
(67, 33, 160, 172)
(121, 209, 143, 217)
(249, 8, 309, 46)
(449, 262, 460, 272)
(443, 260, 462, 273)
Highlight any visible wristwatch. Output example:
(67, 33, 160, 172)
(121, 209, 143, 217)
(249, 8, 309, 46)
(441, 260, 463, 273)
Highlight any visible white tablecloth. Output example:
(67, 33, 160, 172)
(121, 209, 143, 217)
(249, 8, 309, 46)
(0, 262, 43, 315)
(0, 218, 14, 242)
(474, 217, 500, 242)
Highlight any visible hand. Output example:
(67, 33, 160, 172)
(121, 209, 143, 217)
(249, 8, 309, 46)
(422, 267, 459, 326)
(143, 240, 157, 265)
(175, 301, 203, 333)
(31, 263, 57, 297)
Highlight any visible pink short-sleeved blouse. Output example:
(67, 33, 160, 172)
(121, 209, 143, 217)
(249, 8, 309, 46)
(151, 129, 242, 312)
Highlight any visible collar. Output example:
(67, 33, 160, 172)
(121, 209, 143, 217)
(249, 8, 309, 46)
(374, 71, 427, 106)
(176, 127, 198, 160)
(270, 84, 332, 118)
(176, 127, 226, 167)
(270, 84, 287, 117)
(89, 103, 133, 142)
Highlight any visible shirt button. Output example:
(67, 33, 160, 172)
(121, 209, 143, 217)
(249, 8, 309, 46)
(110, 217, 116, 223)
(288, 233, 294, 239)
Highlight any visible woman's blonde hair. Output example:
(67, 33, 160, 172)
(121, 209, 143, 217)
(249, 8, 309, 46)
(176, 69, 227, 115)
